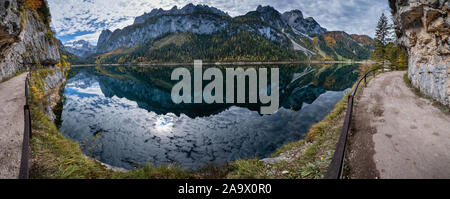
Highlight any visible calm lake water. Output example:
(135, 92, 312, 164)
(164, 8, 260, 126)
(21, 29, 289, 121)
(59, 64, 360, 170)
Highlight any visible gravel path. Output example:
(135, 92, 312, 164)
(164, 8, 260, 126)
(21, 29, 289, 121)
(348, 71, 450, 179)
(0, 73, 27, 179)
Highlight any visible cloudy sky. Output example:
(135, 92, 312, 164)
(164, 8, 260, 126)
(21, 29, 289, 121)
(48, 0, 391, 45)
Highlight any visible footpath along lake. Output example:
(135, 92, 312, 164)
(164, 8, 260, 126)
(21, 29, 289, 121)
(59, 64, 360, 170)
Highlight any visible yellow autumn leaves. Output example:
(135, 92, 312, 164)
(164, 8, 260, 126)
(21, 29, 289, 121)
(25, 0, 43, 10)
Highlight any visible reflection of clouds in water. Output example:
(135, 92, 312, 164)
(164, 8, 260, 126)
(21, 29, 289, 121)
(60, 74, 348, 170)
(65, 82, 105, 98)
(154, 116, 174, 133)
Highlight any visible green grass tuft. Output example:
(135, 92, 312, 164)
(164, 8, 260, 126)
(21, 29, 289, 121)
(227, 159, 267, 179)
(29, 68, 197, 179)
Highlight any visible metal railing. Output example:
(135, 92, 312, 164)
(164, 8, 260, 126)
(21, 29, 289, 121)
(19, 72, 32, 179)
(325, 67, 383, 179)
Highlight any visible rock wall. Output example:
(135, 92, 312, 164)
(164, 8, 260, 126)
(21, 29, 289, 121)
(0, 0, 60, 82)
(389, 0, 449, 106)
(42, 68, 66, 121)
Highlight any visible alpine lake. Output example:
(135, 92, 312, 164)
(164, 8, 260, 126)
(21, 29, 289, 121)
(58, 63, 361, 170)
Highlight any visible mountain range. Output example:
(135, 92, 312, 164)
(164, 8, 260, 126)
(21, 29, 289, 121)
(63, 40, 96, 57)
(63, 4, 375, 64)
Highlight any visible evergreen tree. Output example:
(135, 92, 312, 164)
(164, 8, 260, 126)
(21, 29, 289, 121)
(370, 13, 408, 70)
(376, 13, 390, 45)
(374, 13, 391, 61)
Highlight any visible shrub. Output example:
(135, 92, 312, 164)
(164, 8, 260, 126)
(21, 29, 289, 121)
(25, 0, 42, 10)
(25, 0, 51, 25)
(37, 0, 51, 25)
(45, 30, 53, 43)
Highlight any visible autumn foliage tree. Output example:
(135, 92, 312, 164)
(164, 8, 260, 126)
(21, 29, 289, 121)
(25, 0, 43, 10)
(24, 0, 51, 25)
(370, 13, 408, 70)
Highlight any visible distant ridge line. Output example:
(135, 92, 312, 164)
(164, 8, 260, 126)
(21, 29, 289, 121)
(71, 60, 375, 67)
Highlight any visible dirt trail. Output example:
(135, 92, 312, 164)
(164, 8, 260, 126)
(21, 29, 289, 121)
(348, 71, 450, 179)
(0, 73, 27, 179)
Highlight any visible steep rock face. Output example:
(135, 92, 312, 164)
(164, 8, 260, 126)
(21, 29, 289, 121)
(390, 0, 449, 106)
(94, 4, 374, 62)
(133, 3, 229, 25)
(43, 68, 66, 121)
(0, 0, 60, 82)
(282, 10, 327, 35)
(252, 5, 289, 30)
(0, 0, 21, 58)
(98, 29, 112, 47)
(97, 11, 230, 53)
(96, 4, 328, 54)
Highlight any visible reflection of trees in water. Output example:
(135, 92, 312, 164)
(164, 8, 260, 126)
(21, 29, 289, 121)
(62, 64, 358, 170)
(68, 64, 359, 117)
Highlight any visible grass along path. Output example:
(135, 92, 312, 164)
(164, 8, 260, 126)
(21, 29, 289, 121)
(28, 67, 369, 179)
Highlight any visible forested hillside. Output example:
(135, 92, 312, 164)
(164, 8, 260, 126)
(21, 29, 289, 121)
(76, 4, 375, 64)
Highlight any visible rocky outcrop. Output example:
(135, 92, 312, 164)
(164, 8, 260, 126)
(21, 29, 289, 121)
(0, 0, 21, 59)
(133, 3, 229, 25)
(0, 0, 60, 82)
(282, 10, 327, 35)
(97, 29, 112, 48)
(389, 0, 449, 106)
(42, 68, 66, 121)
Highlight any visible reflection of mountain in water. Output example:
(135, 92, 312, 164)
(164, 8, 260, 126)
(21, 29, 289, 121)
(68, 64, 358, 118)
(60, 64, 359, 170)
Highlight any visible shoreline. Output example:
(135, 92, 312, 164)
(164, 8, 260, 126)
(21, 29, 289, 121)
(71, 60, 376, 67)
(29, 64, 365, 179)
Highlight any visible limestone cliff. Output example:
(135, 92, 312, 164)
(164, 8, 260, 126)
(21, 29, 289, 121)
(0, 0, 60, 82)
(42, 68, 65, 121)
(96, 4, 328, 54)
(389, 0, 449, 106)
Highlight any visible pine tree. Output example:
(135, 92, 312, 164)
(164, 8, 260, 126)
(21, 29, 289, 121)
(376, 13, 390, 45)
(374, 13, 391, 61)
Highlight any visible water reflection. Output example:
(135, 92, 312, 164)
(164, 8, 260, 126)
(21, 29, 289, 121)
(60, 64, 359, 170)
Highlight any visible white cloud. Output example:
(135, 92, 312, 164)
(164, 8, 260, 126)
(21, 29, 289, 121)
(48, 0, 391, 45)
(67, 32, 102, 44)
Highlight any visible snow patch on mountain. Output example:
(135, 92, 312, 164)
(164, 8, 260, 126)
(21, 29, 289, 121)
(64, 40, 96, 57)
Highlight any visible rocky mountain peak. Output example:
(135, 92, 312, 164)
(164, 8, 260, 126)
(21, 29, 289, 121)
(64, 40, 96, 57)
(282, 10, 304, 22)
(256, 5, 279, 14)
(282, 10, 327, 35)
(98, 29, 112, 46)
(133, 3, 229, 25)
(248, 5, 288, 30)
(94, 4, 346, 57)
(66, 40, 94, 48)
